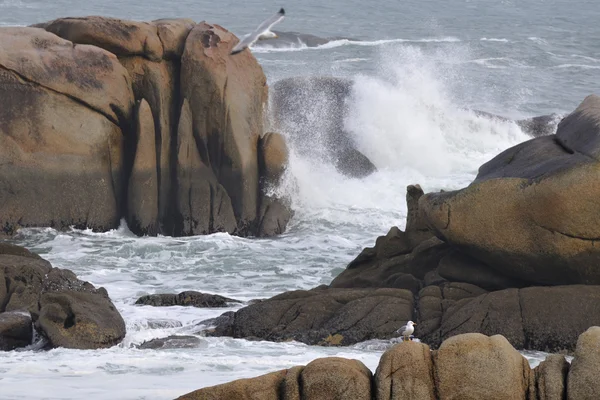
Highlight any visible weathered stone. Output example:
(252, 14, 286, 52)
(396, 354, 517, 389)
(301, 357, 372, 400)
(176, 369, 287, 400)
(375, 341, 436, 400)
(127, 99, 159, 235)
(256, 195, 293, 237)
(205, 288, 414, 345)
(0, 311, 32, 351)
(175, 98, 237, 235)
(420, 95, 600, 286)
(258, 132, 288, 186)
(567, 326, 600, 400)
(0, 27, 131, 234)
(40, 16, 164, 61)
(151, 19, 195, 59)
(135, 291, 240, 307)
(434, 333, 531, 400)
(180, 22, 267, 234)
(534, 354, 569, 400)
(37, 268, 126, 349)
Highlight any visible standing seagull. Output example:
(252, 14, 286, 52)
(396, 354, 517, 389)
(230, 8, 285, 55)
(396, 320, 417, 342)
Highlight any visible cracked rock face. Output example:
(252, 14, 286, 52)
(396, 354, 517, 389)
(419, 95, 600, 285)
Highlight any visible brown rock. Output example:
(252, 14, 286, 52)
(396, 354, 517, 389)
(256, 195, 293, 237)
(0, 27, 134, 123)
(375, 341, 436, 400)
(41, 16, 164, 61)
(419, 95, 600, 286)
(534, 354, 569, 400)
(151, 19, 195, 59)
(176, 99, 237, 235)
(36, 268, 126, 349)
(300, 357, 372, 400)
(0, 243, 42, 259)
(434, 333, 531, 400)
(127, 99, 158, 234)
(180, 22, 267, 234)
(258, 132, 289, 186)
(1, 255, 52, 317)
(567, 326, 600, 400)
(0, 27, 131, 234)
(0, 311, 33, 351)
(176, 369, 287, 400)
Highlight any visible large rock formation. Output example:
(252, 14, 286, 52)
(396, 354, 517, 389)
(178, 330, 596, 400)
(0, 244, 125, 350)
(419, 95, 600, 286)
(0, 17, 291, 238)
(0, 27, 132, 235)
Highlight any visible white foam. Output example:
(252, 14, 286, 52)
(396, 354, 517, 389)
(480, 37, 510, 43)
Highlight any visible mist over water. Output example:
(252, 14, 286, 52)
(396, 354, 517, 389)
(1, 0, 597, 398)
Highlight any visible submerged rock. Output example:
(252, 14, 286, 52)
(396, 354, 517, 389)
(137, 335, 206, 350)
(135, 291, 241, 308)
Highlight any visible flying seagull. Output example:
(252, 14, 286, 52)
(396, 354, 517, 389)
(230, 8, 285, 55)
(396, 320, 417, 342)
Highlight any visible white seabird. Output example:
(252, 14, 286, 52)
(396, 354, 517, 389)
(230, 8, 285, 55)
(396, 320, 417, 342)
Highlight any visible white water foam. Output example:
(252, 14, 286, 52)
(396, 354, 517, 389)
(252, 36, 461, 53)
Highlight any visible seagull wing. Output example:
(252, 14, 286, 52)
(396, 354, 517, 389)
(254, 8, 285, 35)
(395, 324, 408, 334)
(231, 8, 285, 55)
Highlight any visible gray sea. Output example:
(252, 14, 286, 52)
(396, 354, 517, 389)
(0, 0, 597, 398)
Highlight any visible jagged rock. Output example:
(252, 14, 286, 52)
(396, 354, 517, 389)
(39, 16, 164, 61)
(0, 312, 32, 351)
(270, 76, 377, 178)
(434, 333, 531, 400)
(0, 243, 43, 259)
(127, 99, 159, 234)
(0, 247, 125, 350)
(137, 335, 206, 350)
(0, 27, 133, 234)
(533, 354, 569, 400)
(420, 95, 600, 286)
(204, 288, 413, 345)
(135, 291, 240, 307)
(301, 357, 372, 400)
(330, 186, 446, 291)
(180, 22, 267, 235)
(567, 326, 600, 399)
(375, 341, 436, 400)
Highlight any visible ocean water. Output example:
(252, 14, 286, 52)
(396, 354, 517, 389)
(1, 0, 597, 398)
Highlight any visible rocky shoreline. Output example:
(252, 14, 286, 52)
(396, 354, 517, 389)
(178, 327, 600, 399)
